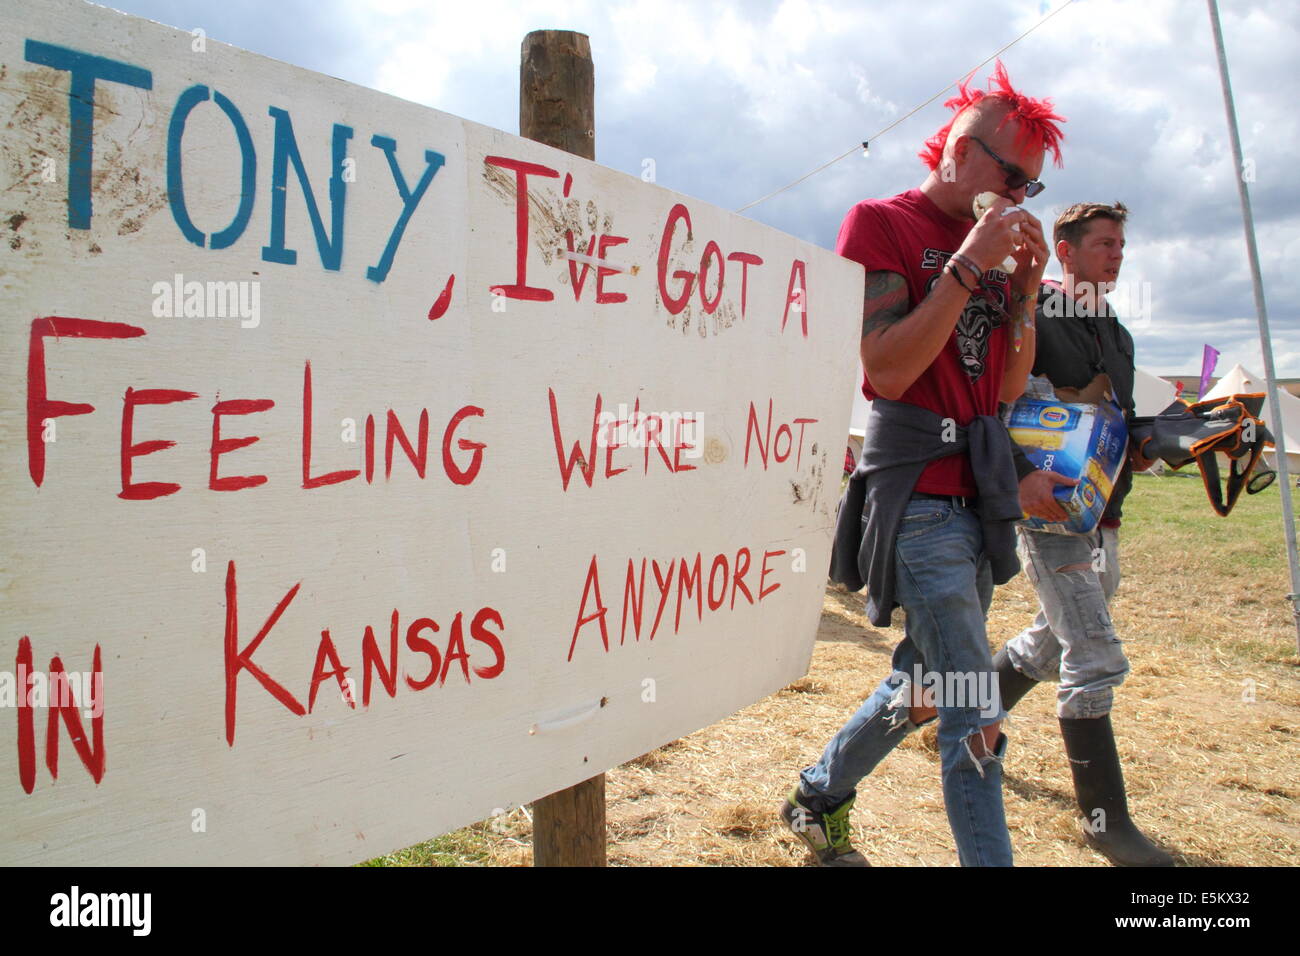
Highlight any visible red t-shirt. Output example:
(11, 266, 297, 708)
(836, 188, 1012, 496)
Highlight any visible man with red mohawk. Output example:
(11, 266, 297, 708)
(781, 63, 1071, 866)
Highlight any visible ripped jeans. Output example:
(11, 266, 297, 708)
(800, 496, 1013, 866)
(1003, 526, 1130, 719)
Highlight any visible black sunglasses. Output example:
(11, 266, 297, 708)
(970, 136, 1045, 198)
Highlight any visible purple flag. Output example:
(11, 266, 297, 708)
(1198, 345, 1220, 399)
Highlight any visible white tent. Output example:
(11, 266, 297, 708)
(1133, 366, 1179, 416)
(1202, 363, 1300, 471)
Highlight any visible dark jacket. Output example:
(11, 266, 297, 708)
(829, 398, 1029, 627)
(1030, 281, 1137, 520)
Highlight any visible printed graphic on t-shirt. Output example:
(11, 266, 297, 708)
(921, 248, 1007, 383)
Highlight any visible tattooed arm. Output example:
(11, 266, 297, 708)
(860, 267, 973, 400)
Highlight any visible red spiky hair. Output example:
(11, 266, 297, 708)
(918, 61, 1066, 171)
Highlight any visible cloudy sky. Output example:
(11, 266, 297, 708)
(99, 0, 1300, 378)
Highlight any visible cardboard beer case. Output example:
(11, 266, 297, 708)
(1005, 390, 1128, 535)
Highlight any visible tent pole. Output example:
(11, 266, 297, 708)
(1207, 0, 1300, 652)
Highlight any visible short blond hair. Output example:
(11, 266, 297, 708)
(1054, 201, 1128, 250)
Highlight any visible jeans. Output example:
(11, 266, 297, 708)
(800, 496, 1013, 866)
(1003, 526, 1129, 719)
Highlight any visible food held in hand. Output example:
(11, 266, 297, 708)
(972, 191, 1020, 273)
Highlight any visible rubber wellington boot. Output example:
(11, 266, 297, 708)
(993, 647, 1039, 712)
(1058, 715, 1175, 867)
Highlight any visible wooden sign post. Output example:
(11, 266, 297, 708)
(0, 0, 863, 865)
(518, 29, 606, 868)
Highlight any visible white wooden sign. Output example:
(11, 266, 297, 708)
(0, 0, 863, 864)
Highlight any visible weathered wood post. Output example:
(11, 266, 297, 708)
(520, 30, 595, 161)
(520, 29, 606, 868)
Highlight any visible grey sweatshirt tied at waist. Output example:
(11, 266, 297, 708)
(829, 398, 1029, 627)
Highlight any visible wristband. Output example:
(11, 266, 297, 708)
(945, 261, 974, 293)
(950, 252, 983, 284)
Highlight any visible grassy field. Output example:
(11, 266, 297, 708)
(365, 473, 1300, 867)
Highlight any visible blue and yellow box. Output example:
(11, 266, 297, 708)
(1006, 397, 1128, 534)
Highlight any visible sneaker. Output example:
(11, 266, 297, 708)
(780, 786, 870, 867)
